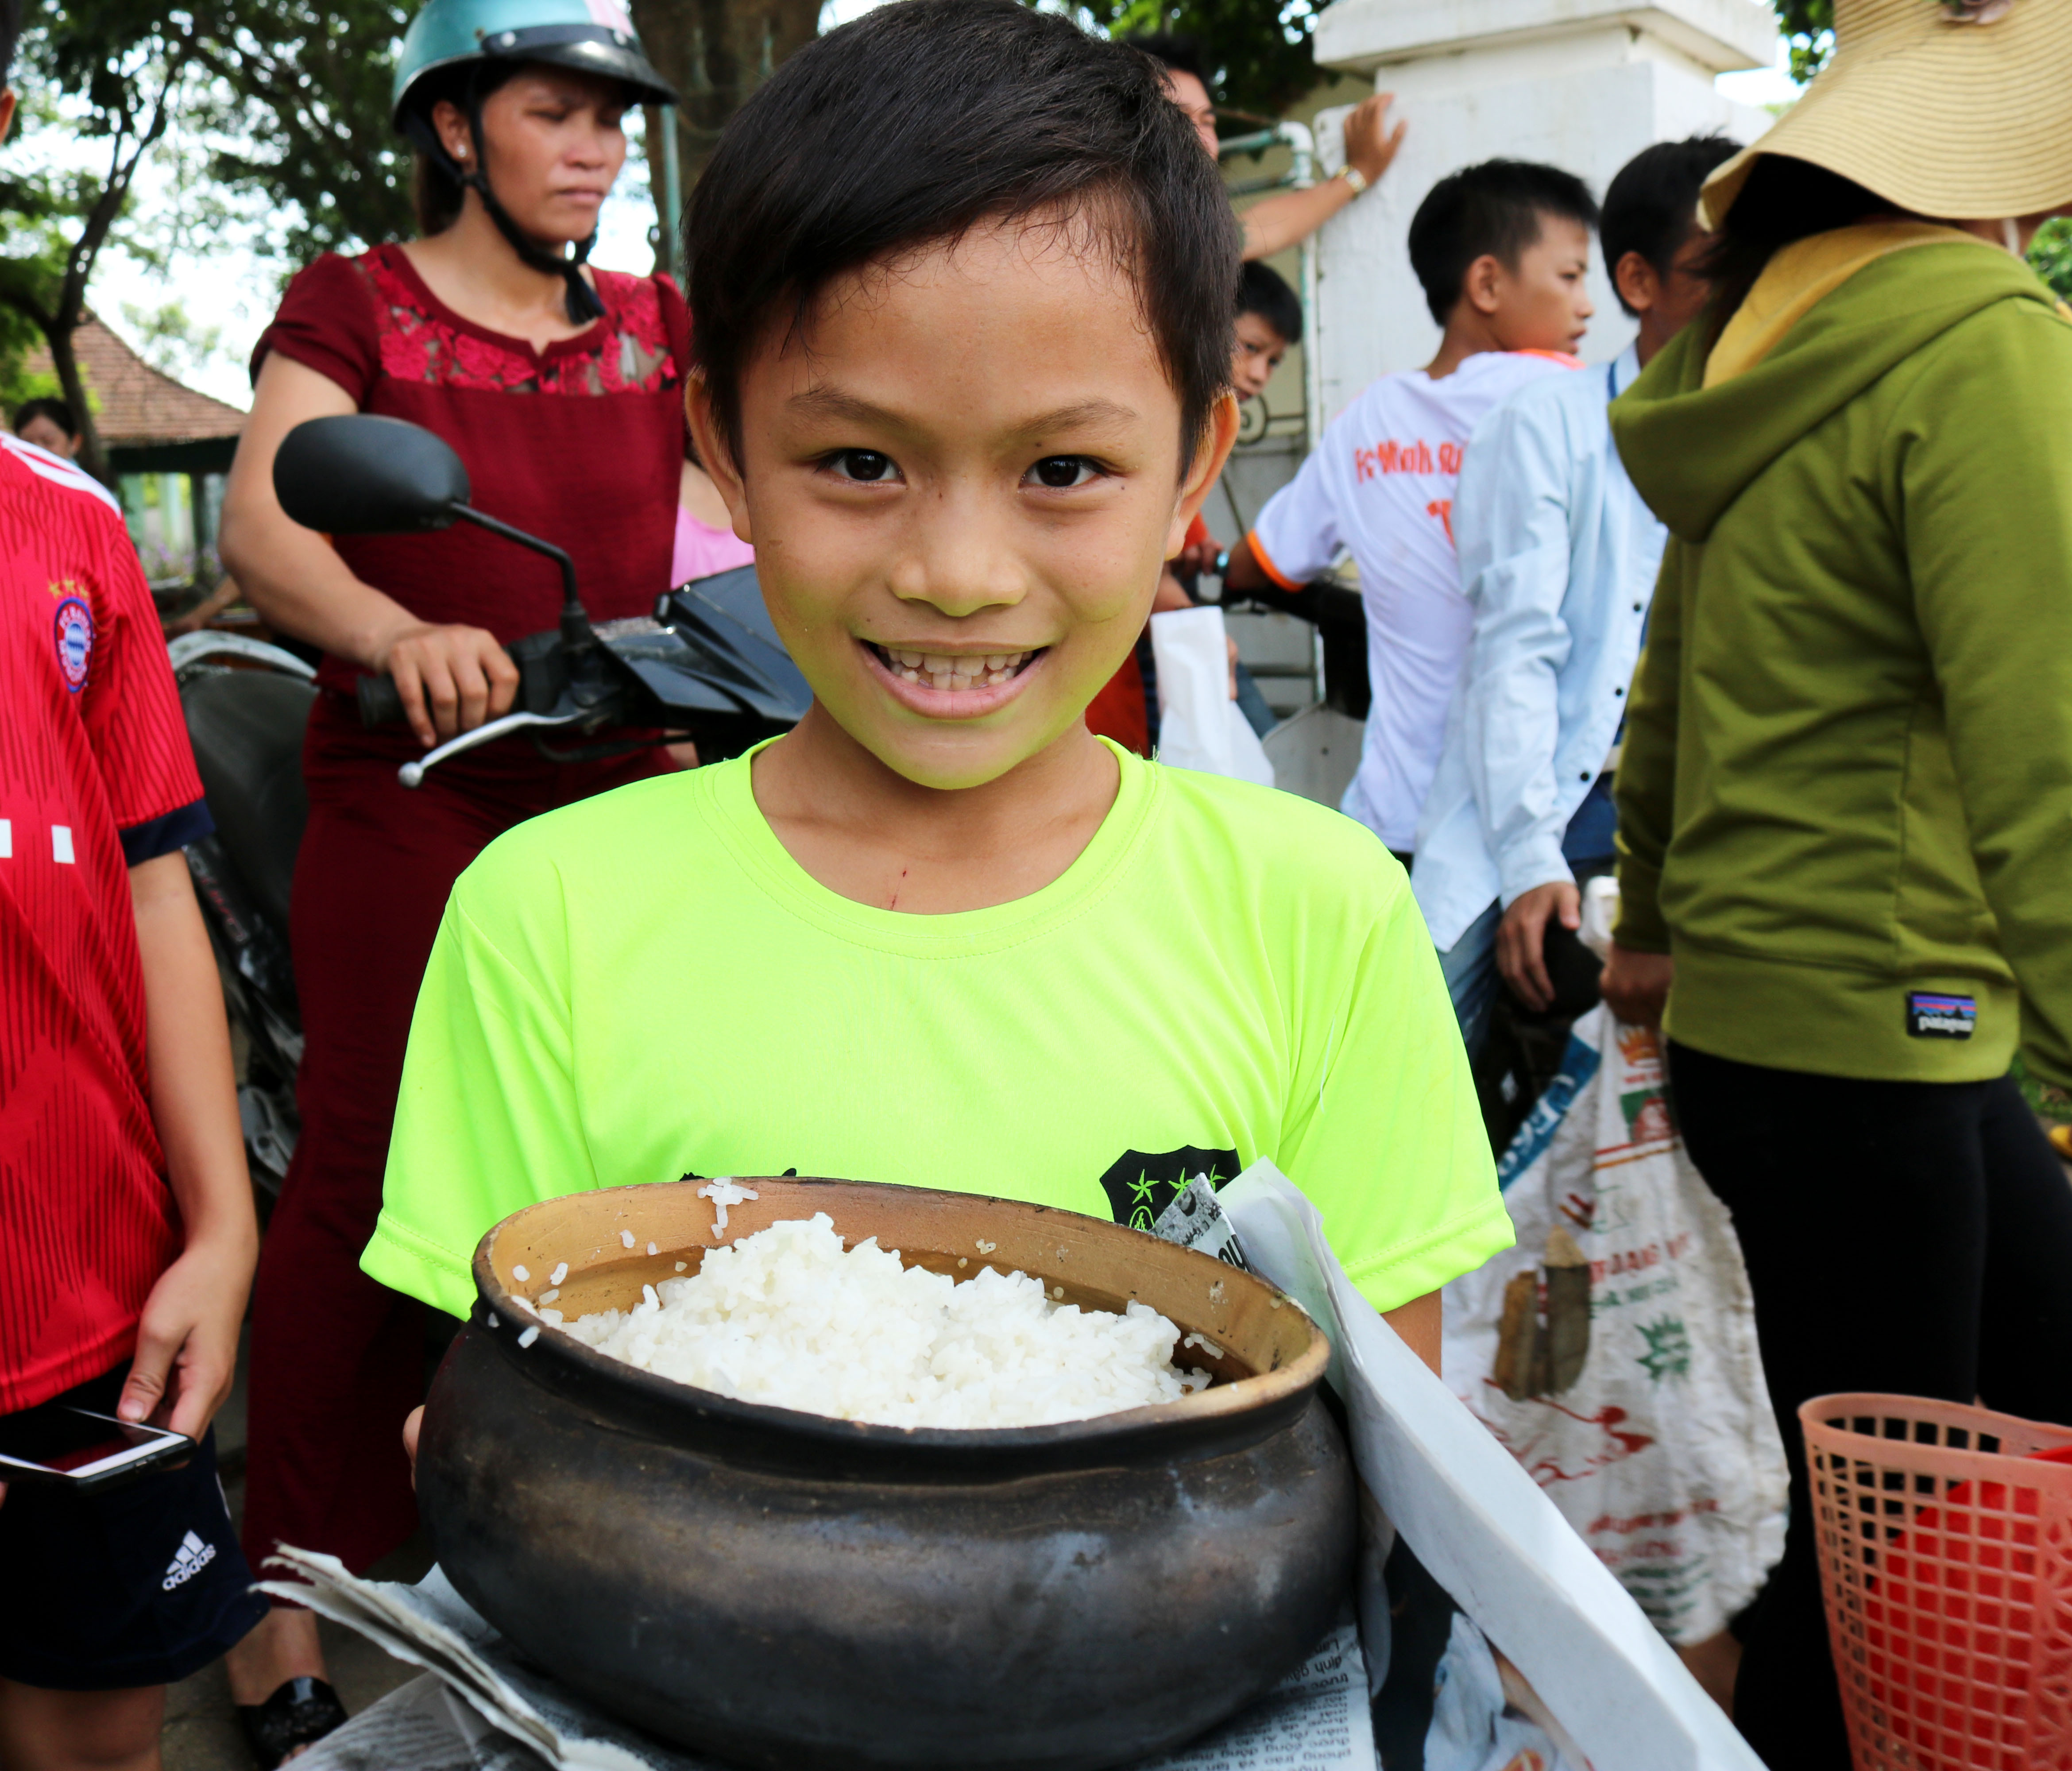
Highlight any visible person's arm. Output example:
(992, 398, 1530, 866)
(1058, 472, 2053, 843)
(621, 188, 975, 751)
(1238, 93, 1406, 263)
(1174, 528, 1220, 581)
(220, 351, 518, 747)
(1603, 525, 1682, 1028)
(1901, 305, 2072, 1089)
(1453, 397, 1582, 1010)
(1599, 930, 1675, 1030)
(116, 851, 259, 1437)
(164, 576, 243, 638)
(1225, 438, 1345, 603)
(1152, 569, 1194, 613)
(1384, 1290, 1442, 1376)
(1221, 533, 1276, 596)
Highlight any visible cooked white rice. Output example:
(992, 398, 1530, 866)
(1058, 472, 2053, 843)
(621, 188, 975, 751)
(543, 1213, 1211, 1428)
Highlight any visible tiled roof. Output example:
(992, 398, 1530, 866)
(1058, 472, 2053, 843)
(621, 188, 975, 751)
(23, 313, 246, 447)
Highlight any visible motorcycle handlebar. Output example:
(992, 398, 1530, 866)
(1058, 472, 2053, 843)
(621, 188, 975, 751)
(357, 674, 406, 727)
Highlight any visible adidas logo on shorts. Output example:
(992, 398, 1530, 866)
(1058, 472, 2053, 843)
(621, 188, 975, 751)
(162, 1529, 217, 1590)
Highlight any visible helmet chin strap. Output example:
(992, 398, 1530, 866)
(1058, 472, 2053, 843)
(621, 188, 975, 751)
(460, 104, 604, 325)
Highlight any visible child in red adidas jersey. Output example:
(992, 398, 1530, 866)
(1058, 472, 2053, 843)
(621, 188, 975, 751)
(0, 18, 265, 1756)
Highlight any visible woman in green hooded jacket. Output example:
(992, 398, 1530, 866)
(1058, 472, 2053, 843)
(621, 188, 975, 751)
(1603, 1, 2072, 1762)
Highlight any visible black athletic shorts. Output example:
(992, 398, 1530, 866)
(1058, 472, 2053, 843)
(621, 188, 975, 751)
(0, 1364, 268, 1690)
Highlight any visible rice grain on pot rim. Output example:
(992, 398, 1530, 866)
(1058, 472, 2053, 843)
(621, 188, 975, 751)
(525, 1213, 1213, 1429)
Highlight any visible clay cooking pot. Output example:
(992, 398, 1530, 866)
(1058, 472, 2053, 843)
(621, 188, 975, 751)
(417, 1176, 1355, 1771)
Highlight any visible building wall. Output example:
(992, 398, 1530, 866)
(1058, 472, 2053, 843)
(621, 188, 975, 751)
(1309, 63, 1771, 411)
(1210, 11, 1777, 724)
(1304, 2, 1777, 407)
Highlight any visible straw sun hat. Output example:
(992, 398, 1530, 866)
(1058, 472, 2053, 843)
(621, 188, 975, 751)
(1701, 0, 2072, 228)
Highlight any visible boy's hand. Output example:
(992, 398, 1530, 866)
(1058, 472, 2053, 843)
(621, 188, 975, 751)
(1600, 940, 1674, 1030)
(1497, 881, 1581, 1012)
(119, 1228, 256, 1441)
(1341, 93, 1407, 189)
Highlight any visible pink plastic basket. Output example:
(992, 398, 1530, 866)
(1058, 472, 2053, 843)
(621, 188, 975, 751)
(1801, 1394, 2072, 1770)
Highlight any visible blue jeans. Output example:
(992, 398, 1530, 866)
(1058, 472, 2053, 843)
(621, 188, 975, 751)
(1438, 897, 1503, 1064)
(1233, 661, 1276, 739)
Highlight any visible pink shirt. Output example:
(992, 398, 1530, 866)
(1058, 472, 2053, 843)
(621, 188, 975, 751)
(671, 506, 754, 586)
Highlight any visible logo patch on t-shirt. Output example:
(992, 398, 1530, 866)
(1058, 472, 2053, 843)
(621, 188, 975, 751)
(1097, 1146, 1241, 1234)
(52, 593, 93, 691)
(1907, 993, 1977, 1040)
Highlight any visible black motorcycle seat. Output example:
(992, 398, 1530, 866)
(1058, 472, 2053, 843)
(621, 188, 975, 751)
(180, 669, 315, 931)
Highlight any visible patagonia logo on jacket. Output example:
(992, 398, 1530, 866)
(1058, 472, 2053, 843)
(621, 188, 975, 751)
(1907, 993, 1976, 1040)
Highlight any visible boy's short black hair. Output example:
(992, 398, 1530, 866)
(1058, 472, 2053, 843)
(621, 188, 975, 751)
(685, 0, 1239, 474)
(13, 396, 78, 439)
(0, 0, 21, 87)
(1407, 159, 1600, 326)
(1123, 32, 1206, 90)
(1237, 261, 1301, 346)
(1601, 135, 1740, 317)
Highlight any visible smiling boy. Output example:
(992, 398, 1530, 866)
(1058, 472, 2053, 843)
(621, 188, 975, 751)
(369, 0, 1509, 1362)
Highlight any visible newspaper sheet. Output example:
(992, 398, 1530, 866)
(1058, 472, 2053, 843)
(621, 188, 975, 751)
(274, 1552, 1372, 1771)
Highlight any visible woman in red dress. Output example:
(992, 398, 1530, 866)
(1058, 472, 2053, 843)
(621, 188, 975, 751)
(215, 0, 681, 1754)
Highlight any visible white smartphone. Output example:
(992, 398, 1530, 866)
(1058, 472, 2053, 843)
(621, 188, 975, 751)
(0, 1406, 193, 1493)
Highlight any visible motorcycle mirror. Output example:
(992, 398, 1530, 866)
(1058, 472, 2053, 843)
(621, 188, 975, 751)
(274, 415, 471, 535)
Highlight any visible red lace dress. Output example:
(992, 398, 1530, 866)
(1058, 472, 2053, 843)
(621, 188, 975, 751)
(239, 246, 692, 1583)
(254, 242, 689, 700)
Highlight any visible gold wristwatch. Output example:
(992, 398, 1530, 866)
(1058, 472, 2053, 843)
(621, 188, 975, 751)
(1339, 165, 1370, 196)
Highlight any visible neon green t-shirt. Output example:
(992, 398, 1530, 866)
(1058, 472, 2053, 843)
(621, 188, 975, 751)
(367, 742, 1511, 1320)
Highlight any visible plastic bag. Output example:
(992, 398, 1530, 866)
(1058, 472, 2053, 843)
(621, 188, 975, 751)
(1425, 1612, 1587, 1771)
(1149, 606, 1275, 788)
(1440, 1006, 1788, 1644)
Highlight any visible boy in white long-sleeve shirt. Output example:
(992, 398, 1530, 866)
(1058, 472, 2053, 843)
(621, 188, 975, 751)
(1411, 137, 1739, 1057)
(1224, 160, 1599, 859)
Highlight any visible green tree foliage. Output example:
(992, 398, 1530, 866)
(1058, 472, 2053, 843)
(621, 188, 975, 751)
(2027, 217, 2072, 302)
(0, 93, 68, 418)
(0, 10, 213, 479)
(194, 0, 416, 263)
(1079, 0, 1329, 120)
(0, 349, 61, 418)
(1080, 0, 1829, 120)
(122, 295, 227, 384)
(1773, 0, 1834, 83)
(0, 0, 442, 468)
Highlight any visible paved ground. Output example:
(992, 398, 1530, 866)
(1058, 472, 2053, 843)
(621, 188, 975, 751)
(160, 1331, 427, 1771)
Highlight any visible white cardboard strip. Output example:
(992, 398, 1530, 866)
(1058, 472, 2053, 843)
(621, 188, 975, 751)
(1221, 1164, 1764, 1771)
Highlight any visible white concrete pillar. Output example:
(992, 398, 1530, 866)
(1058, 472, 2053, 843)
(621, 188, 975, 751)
(1307, 0, 1779, 411)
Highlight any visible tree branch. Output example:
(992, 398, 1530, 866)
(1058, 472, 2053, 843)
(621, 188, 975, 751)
(43, 39, 197, 479)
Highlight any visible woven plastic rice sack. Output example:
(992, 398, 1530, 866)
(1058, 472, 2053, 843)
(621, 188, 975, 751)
(1441, 1007, 1788, 1643)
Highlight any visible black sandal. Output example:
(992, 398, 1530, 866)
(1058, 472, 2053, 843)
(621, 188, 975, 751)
(237, 1676, 349, 1768)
